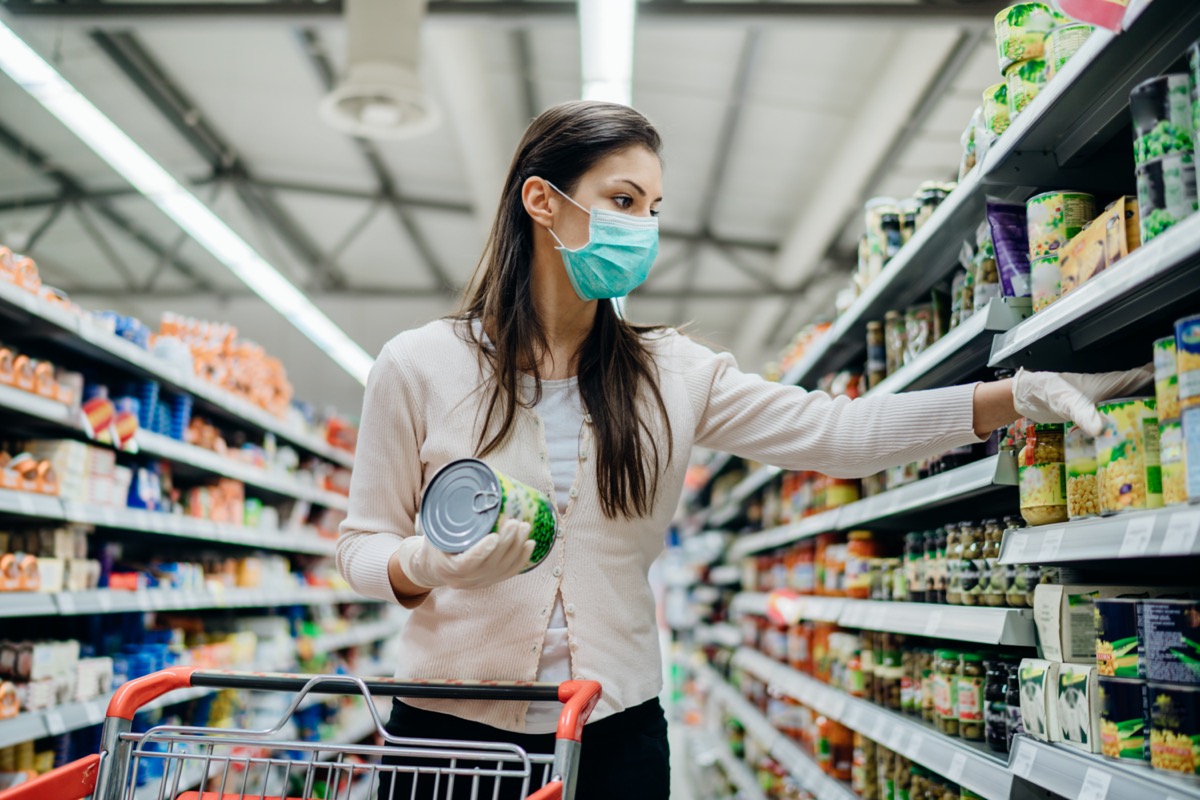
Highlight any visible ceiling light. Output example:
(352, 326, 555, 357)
(0, 17, 374, 385)
(579, 0, 636, 107)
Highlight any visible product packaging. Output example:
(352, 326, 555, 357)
(1148, 681, 1200, 776)
(1098, 676, 1148, 763)
(1018, 658, 1061, 741)
(1095, 396, 1162, 515)
(1140, 599, 1200, 685)
(1056, 663, 1101, 752)
(1006, 58, 1047, 117)
(1178, 313, 1200, 400)
(1058, 196, 1140, 295)
(1034, 584, 1147, 663)
(1160, 419, 1186, 506)
(986, 199, 1032, 298)
(1045, 23, 1092, 79)
(1136, 153, 1198, 243)
(1130, 74, 1194, 167)
(1094, 598, 1141, 678)
(995, 4, 1061, 72)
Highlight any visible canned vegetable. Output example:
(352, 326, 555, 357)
(1177, 313, 1200, 400)
(1155, 336, 1181, 420)
(983, 83, 1010, 138)
(1065, 423, 1098, 520)
(1148, 682, 1200, 775)
(994, 4, 1062, 72)
(1030, 254, 1061, 312)
(1130, 75, 1195, 167)
(1136, 153, 1198, 243)
(1045, 23, 1092, 79)
(1098, 676, 1148, 763)
(1161, 419, 1186, 506)
(1095, 598, 1142, 678)
(1184, 403, 1200, 504)
(1096, 397, 1162, 514)
(1141, 600, 1200, 685)
(1006, 58, 1046, 118)
(1026, 191, 1097, 259)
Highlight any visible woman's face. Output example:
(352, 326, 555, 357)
(550, 145, 663, 250)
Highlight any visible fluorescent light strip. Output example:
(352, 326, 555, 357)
(0, 19, 374, 385)
(579, 0, 636, 107)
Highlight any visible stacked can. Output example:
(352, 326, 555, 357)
(1178, 314, 1200, 503)
(1155, 335, 1186, 506)
(994, 4, 1063, 120)
(1044, 23, 1092, 81)
(1094, 396, 1162, 515)
(1025, 191, 1095, 312)
(1131, 75, 1198, 243)
(982, 83, 1010, 139)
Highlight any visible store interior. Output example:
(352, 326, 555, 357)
(1, 0, 1200, 798)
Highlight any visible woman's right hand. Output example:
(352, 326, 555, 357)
(391, 520, 535, 591)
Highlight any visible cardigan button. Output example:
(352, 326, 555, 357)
(552, 566, 562, 577)
(568, 487, 578, 499)
(566, 603, 576, 614)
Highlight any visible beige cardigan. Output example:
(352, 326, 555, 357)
(337, 319, 983, 731)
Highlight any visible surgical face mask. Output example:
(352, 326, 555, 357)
(544, 180, 659, 301)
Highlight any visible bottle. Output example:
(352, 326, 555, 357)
(1005, 663, 1025, 751)
(934, 649, 960, 737)
(934, 527, 948, 604)
(944, 523, 963, 605)
(985, 659, 1010, 753)
(906, 532, 926, 603)
(923, 530, 938, 602)
(981, 519, 1006, 607)
(866, 321, 887, 390)
(845, 530, 877, 599)
(847, 650, 866, 698)
(957, 653, 986, 741)
(959, 522, 984, 607)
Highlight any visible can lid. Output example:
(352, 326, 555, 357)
(419, 458, 502, 554)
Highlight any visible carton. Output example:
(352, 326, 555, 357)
(1019, 658, 1061, 741)
(1058, 196, 1141, 296)
(1034, 584, 1149, 662)
(1055, 663, 1101, 752)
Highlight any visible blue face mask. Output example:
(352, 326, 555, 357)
(544, 180, 659, 301)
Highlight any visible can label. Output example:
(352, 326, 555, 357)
(1136, 154, 1198, 243)
(1131, 75, 1194, 166)
(1046, 24, 1092, 78)
(1026, 192, 1097, 259)
(934, 673, 958, 720)
(1096, 397, 1158, 513)
(1177, 314, 1200, 400)
(1149, 682, 1200, 774)
(1161, 420, 1187, 506)
(1155, 336, 1181, 420)
(958, 676, 985, 721)
(995, 4, 1061, 72)
(1141, 601, 1200, 685)
(1006, 58, 1047, 117)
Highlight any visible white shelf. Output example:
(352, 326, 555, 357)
(694, 623, 743, 649)
(999, 507, 1200, 565)
(0, 382, 74, 426)
(734, 648, 1013, 800)
(304, 616, 408, 656)
(1009, 736, 1200, 800)
(0, 586, 377, 617)
(727, 455, 1017, 558)
(0, 487, 65, 519)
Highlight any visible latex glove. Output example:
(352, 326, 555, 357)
(1011, 364, 1154, 437)
(395, 520, 535, 591)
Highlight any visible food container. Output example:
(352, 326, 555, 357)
(1130, 75, 1195, 167)
(1191, 42, 1200, 147)
(1006, 58, 1047, 118)
(1019, 422, 1068, 525)
(1141, 600, 1200, 685)
(1045, 23, 1092, 79)
(1155, 336, 1182, 420)
(1161, 419, 1187, 506)
(1099, 676, 1149, 763)
(1026, 191, 1097, 259)
(934, 649, 961, 737)
(903, 304, 934, 365)
(995, 4, 1061, 72)
(418, 458, 557, 572)
(1058, 196, 1140, 296)
(1056, 663, 1101, 752)
(983, 83, 1010, 138)
(1035, 584, 1134, 664)
(884, 310, 906, 377)
(1178, 313, 1200, 401)
(1095, 598, 1142, 678)
(1186, 403, 1200, 504)
(915, 181, 952, 230)
(1136, 153, 1198, 243)
(1030, 254, 1062, 312)
(1019, 658, 1061, 741)
(973, 221, 1002, 311)
(1095, 396, 1162, 515)
(1065, 423, 1099, 520)
(1148, 682, 1200, 775)
(987, 199, 1031, 298)
(958, 653, 987, 741)
(866, 321, 886, 390)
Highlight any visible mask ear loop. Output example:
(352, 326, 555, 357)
(542, 178, 592, 253)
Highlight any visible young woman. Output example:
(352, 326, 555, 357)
(337, 101, 1149, 799)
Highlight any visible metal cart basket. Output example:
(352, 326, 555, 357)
(0, 667, 602, 800)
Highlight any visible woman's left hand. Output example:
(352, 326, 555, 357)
(1011, 364, 1154, 437)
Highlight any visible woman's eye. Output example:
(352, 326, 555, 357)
(613, 195, 632, 209)
(650, 207, 660, 217)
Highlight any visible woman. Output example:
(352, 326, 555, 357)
(337, 101, 1148, 798)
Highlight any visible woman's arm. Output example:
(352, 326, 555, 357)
(973, 379, 1017, 438)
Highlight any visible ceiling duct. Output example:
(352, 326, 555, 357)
(319, 0, 438, 139)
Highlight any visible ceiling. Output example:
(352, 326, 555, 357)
(0, 0, 1005, 414)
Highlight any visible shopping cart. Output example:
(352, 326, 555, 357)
(0, 667, 601, 800)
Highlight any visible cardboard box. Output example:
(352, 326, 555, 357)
(1059, 196, 1140, 296)
(1019, 658, 1061, 741)
(1034, 584, 1147, 662)
(1055, 663, 1101, 752)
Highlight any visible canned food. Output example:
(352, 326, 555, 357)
(1155, 336, 1181, 420)
(1148, 682, 1200, 775)
(1130, 75, 1194, 167)
(1136, 153, 1198, 243)
(994, 4, 1062, 72)
(1184, 403, 1200, 503)
(1096, 397, 1162, 514)
(1177, 313, 1200, 400)
(1030, 254, 1062, 312)
(1095, 598, 1142, 678)
(418, 458, 557, 572)
(1190, 43, 1200, 148)
(1019, 422, 1068, 526)
(1141, 600, 1200, 685)
(1098, 676, 1148, 763)
(1161, 419, 1186, 506)
(983, 83, 1010, 137)
(1066, 423, 1098, 520)
(1006, 58, 1047, 118)
(1026, 191, 1097, 259)
(1045, 23, 1092, 79)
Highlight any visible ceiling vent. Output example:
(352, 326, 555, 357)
(319, 0, 439, 139)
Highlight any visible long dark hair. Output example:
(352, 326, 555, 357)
(457, 101, 673, 520)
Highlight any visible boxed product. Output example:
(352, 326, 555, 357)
(1148, 681, 1200, 776)
(1056, 663, 1101, 752)
(1099, 676, 1149, 763)
(1141, 599, 1200, 685)
(1058, 196, 1140, 295)
(1034, 584, 1148, 663)
(1019, 658, 1061, 741)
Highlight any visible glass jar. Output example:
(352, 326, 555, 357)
(958, 522, 985, 607)
(846, 530, 878, 599)
(1065, 423, 1099, 520)
(901, 650, 918, 715)
(894, 753, 912, 800)
(787, 621, 813, 674)
(985, 659, 1010, 753)
(910, 765, 929, 800)
(868, 557, 888, 601)
(867, 320, 887, 391)
(1019, 422, 1069, 525)
(944, 523, 963, 605)
(876, 745, 894, 800)
(852, 731, 878, 799)
(1002, 518, 1031, 608)
(934, 649, 961, 736)
(923, 530, 940, 603)
(878, 634, 904, 711)
(905, 531, 926, 603)
(981, 519, 1006, 607)
(885, 310, 906, 376)
(957, 652, 986, 741)
(889, 557, 908, 602)
(846, 650, 866, 698)
(920, 651, 937, 723)
(861, 631, 878, 703)
(1005, 664, 1025, 751)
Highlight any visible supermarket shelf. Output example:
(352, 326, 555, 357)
(0, 592, 58, 618)
(688, 452, 736, 508)
(727, 454, 1018, 558)
(0, 282, 354, 470)
(0, 487, 65, 519)
(697, 663, 857, 800)
(731, 592, 1036, 646)
(694, 623, 743, 649)
(868, 298, 1030, 397)
(304, 617, 407, 656)
(0, 383, 74, 427)
(990, 213, 1200, 370)
(0, 586, 377, 617)
(138, 431, 349, 511)
(998, 507, 1200, 565)
(707, 465, 782, 529)
(734, 648, 1012, 800)
(1009, 736, 1200, 800)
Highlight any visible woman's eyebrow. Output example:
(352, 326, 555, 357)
(614, 178, 663, 203)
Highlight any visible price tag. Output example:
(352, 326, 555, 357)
(947, 752, 967, 783)
(1011, 743, 1036, 778)
(1118, 515, 1156, 557)
(923, 609, 945, 637)
(1076, 767, 1111, 800)
(1038, 528, 1065, 561)
(45, 710, 67, 736)
(84, 701, 104, 726)
(18, 493, 36, 515)
(1006, 533, 1029, 563)
(1160, 512, 1200, 556)
(57, 593, 77, 615)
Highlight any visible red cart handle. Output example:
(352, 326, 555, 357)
(556, 680, 603, 742)
(107, 666, 196, 720)
(0, 754, 101, 800)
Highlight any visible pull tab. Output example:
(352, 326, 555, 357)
(472, 490, 501, 513)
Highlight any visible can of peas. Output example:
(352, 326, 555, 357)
(419, 458, 558, 572)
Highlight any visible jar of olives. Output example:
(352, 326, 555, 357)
(1019, 423, 1069, 525)
(958, 522, 984, 607)
(957, 652, 986, 741)
(920, 650, 937, 723)
(934, 649, 960, 736)
(852, 731, 878, 799)
(944, 523, 962, 604)
(985, 659, 1010, 753)
(981, 519, 1006, 607)
(894, 752, 911, 800)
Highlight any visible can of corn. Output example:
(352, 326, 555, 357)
(1096, 396, 1162, 515)
(1154, 336, 1181, 420)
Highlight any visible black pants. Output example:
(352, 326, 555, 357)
(376, 697, 670, 800)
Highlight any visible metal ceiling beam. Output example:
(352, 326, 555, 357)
(70, 201, 140, 290)
(90, 30, 349, 290)
(65, 285, 807, 301)
(0, 119, 217, 291)
(21, 198, 67, 252)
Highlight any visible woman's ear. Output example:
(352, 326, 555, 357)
(521, 177, 556, 230)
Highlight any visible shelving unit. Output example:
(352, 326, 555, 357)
(1009, 736, 1200, 800)
(998, 507, 1200, 564)
(0, 586, 377, 617)
(304, 616, 407, 657)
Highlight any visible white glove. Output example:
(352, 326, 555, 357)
(1011, 364, 1154, 437)
(394, 520, 535, 591)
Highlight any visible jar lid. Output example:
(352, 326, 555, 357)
(1032, 422, 1065, 432)
(849, 530, 873, 540)
(961, 652, 984, 663)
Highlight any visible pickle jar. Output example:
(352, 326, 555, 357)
(1019, 423, 1068, 525)
(944, 523, 963, 605)
(893, 751, 911, 800)
(920, 650, 937, 723)
(957, 653, 986, 741)
(901, 650, 918, 715)
(958, 522, 985, 607)
(1065, 423, 1099, 520)
(934, 649, 961, 736)
(981, 519, 1007, 607)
